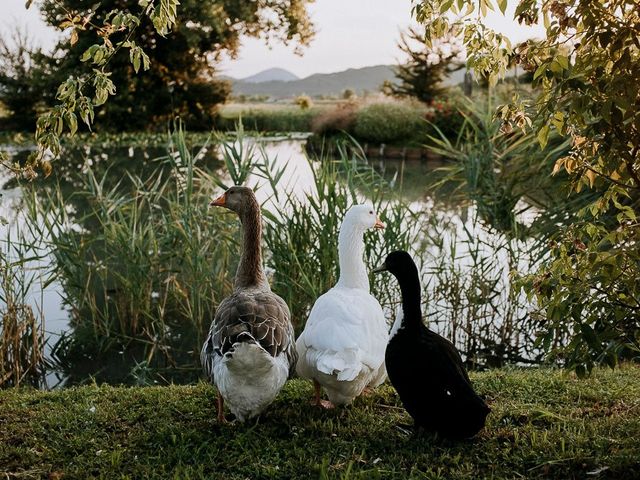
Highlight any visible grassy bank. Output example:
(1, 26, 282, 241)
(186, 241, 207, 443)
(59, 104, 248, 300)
(1, 366, 639, 479)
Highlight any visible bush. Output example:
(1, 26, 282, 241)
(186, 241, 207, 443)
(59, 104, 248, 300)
(310, 101, 358, 136)
(426, 98, 467, 140)
(294, 95, 313, 110)
(353, 101, 426, 145)
(24, 125, 237, 382)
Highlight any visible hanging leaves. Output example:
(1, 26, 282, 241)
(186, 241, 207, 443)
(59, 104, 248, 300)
(413, 0, 640, 374)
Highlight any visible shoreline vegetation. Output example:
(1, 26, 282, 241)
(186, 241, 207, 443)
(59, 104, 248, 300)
(1, 366, 639, 479)
(0, 117, 574, 387)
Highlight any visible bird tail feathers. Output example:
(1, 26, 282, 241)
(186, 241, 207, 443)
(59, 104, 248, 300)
(315, 350, 360, 382)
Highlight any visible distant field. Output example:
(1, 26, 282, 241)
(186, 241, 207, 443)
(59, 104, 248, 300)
(220, 102, 336, 116)
(1, 366, 639, 479)
(216, 102, 334, 133)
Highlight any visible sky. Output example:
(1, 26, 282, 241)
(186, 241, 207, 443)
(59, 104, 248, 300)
(2, 0, 545, 80)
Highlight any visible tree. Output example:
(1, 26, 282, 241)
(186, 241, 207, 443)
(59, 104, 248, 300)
(0, 0, 313, 175)
(33, 0, 314, 131)
(413, 0, 640, 373)
(0, 28, 47, 131)
(384, 27, 462, 104)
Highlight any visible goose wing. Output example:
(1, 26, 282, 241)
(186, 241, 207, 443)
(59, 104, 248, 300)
(415, 332, 477, 395)
(201, 291, 297, 378)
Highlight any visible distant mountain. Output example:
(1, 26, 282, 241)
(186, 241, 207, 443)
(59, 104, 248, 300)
(225, 64, 470, 99)
(241, 68, 299, 83)
(229, 65, 397, 98)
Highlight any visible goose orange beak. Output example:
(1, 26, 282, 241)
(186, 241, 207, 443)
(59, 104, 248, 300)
(374, 217, 385, 230)
(210, 193, 226, 207)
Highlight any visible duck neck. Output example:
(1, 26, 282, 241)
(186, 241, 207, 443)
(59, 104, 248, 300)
(336, 223, 369, 290)
(235, 201, 268, 290)
(397, 266, 423, 330)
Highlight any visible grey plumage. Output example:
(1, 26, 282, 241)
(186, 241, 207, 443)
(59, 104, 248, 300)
(201, 290, 297, 379)
(200, 186, 297, 421)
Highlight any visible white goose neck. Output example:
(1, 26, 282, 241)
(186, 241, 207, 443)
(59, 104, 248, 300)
(336, 221, 369, 291)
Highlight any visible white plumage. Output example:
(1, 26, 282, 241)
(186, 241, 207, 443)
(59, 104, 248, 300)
(209, 341, 290, 422)
(296, 205, 389, 406)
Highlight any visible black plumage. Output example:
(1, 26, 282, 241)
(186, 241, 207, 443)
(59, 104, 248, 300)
(374, 250, 490, 439)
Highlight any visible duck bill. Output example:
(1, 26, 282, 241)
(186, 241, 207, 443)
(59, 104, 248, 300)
(210, 193, 226, 207)
(371, 263, 387, 274)
(373, 217, 385, 230)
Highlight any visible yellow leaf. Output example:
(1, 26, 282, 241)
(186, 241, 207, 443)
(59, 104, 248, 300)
(41, 161, 53, 178)
(70, 29, 78, 46)
(585, 169, 596, 188)
(552, 158, 566, 175)
(573, 135, 587, 147)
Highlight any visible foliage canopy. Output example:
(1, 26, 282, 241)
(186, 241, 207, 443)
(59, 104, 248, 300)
(4, 0, 314, 175)
(414, 0, 640, 373)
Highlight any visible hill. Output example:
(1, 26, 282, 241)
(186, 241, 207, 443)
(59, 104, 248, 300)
(241, 68, 299, 83)
(229, 65, 398, 98)
(1, 366, 639, 479)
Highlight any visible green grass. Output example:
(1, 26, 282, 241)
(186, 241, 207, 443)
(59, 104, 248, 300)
(1, 366, 639, 479)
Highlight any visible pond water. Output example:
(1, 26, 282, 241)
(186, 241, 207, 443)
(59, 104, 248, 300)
(0, 136, 540, 388)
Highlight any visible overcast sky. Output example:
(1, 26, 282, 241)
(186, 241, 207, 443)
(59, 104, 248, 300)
(3, 0, 544, 80)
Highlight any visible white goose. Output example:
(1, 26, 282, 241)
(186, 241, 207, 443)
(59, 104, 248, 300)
(296, 205, 389, 407)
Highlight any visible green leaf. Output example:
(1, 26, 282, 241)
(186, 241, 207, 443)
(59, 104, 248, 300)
(551, 111, 564, 131)
(132, 50, 141, 73)
(580, 324, 600, 350)
(533, 62, 547, 80)
(80, 46, 96, 62)
(480, 0, 488, 16)
(575, 364, 587, 378)
(498, 0, 507, 14)
(556, 55, 569, 70)
(440, 0, 454, 13)
(537, 125, 550, 149)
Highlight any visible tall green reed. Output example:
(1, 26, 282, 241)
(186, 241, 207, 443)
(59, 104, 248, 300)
(19, 120, 560, 383)
(420, 100, 576, 366)
(25, 123, 236, 378)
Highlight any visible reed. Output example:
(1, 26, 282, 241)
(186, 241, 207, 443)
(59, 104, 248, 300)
(17, 122, 560, 383)
(0, 235, 45, 387)
(421, 100, 577, 366)
(24, 123, 237, 380)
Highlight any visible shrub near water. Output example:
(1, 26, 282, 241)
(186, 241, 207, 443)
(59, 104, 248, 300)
(353, 101, 426, 145)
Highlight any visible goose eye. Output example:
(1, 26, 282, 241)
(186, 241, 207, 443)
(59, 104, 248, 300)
(369, 210, 373, 215)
